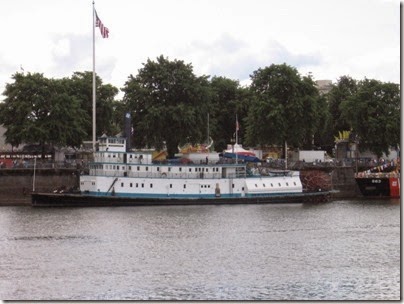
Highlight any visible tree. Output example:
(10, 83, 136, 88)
(245, 64, 322, 154)
(312, 93, 334, 153)
(65, 71, 119, 138)
(327, 76, 358, 136)
(340, 79, 400, 157)
(0, 72, 87, 157)
(121, 55, 211, 158)
(208, 76, 251, 151)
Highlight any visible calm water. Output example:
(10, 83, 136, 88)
(0, 199, 400, 300)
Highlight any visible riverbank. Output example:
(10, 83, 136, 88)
(0, 166, 362, 206)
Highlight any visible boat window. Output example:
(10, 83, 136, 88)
(146, 167, 148, 171)
(121, 183, 124, 187)
(168, 167, 171, 172)
(286, 182, 289, 186)
(255, 184, 258, 187)
(184, 184, 186, 189)
(179, 168, 182, 172)
(189, 168, 192, 172)
(136, 183, 138, 188)
(263, 184, 266, 187)
(130, 183, 133, 187)
(170, 184, 172, 188)
(157, 167, 160, 171)
(278, 183, 281, 187)
(232, 184, 235, 188)
(129, 166, 131, 171)
(294, 182, 296, 186)
(150, 184, 153, 188)
(271, 183, 273, 187)
(137, 166, 140, 171)
(142, 183, 144, 188)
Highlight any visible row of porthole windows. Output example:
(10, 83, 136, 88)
(96, 164, 221, 173)
(254, 182, 297, 188)
(119, 183, 188, 189)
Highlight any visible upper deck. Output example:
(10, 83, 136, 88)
(92, 136, 247, 179)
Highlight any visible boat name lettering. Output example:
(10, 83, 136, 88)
(371, 179, 382, 184)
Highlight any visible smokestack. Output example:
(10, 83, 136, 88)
(124, 112, 132, 152)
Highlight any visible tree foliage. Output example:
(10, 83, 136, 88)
(0, 71, 119, 157)
(208, 76, 251, 151)
(122, 55, 211, 158)
(65, 71, 119, 137)
(0, 72, 88, 156)
(245, 64, 324, 152)
(340, 79, 400, 157)
(0, 58, 399, 160)
(327, 76, 357, 136)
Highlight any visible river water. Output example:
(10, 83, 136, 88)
(0, 199, 400, 300)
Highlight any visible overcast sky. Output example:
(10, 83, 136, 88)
(0, 0, 400, 100)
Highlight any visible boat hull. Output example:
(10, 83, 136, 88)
(31, 191, 330, 207)
(355, 177, 400, 198)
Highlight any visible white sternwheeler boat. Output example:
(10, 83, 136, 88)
(31, 136, 330, 207)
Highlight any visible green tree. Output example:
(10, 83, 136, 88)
(65, 71, 119, 138)
(0, 72, 87, 157)
(122, 55, 211, 158)
(313, 94, 334, 153)
(327, 76, 357, 136)
(245, 64, 322, 153)
(340, 79, 400, 157)
(208, 76, 251, 151)
(299, 75, 328, 149)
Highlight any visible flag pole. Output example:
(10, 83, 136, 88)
(92, 1, 96, 152)
(235, 114, 238, 164)
(235, 114, 238, 145)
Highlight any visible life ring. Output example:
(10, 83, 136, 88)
(161, 172, 167, 177)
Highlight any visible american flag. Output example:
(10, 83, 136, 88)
(95, 11, 109, 38)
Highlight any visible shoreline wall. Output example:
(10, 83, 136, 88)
(0, 169, 78, 205)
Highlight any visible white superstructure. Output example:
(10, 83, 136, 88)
(80, 136, 303, 199)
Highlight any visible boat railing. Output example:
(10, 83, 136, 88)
(90, 169, 226, 179)
(355, 172, 400, 178)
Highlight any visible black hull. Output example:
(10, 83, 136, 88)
(31, 191, 330, 207)
(355, 177, 400, 198)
